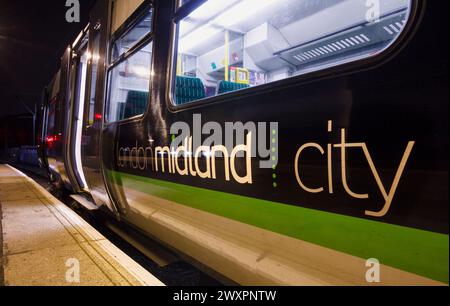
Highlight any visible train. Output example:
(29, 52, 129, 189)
(38, 0, 449, 285)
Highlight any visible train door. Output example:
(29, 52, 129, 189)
(59, 46, 76, 190)
(43, 72, 62, 181)
(38, 89, 50, 173)
(80, 0, 117, 213)
(100, 0, 154, 216)
(66, 31, 90, 192)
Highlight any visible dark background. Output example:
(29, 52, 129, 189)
(0, 0, 95, 147)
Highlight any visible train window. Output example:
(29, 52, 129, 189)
(111, 8, 153, 62)
(171, 0, 412, 106)
(106, 4, 154, 123)
(106, 41, 153, 122)
(112, 0, 146, 34)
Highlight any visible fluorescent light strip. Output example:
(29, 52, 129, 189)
(179, 24, 221, 53)
(179, 0, 278, 53)
(189, 0, 239, 21)
(214, 0, 277, 28)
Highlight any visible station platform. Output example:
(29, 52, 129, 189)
(0, 164, 164, 286)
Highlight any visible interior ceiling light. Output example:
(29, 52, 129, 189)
(213, 0, 278, 28)
(189, 0, 240, 21)
(179, 24, 221, 53)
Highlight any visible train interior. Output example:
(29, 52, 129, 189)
(174, 0, 410, 104)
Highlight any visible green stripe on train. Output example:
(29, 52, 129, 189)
(108, 170, 449, 284)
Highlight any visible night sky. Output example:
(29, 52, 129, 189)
(0, 0, 95, 117)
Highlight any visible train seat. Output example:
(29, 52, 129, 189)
(175, 76, 206, 105)
(217, 81, 250, 95)
(124, 90, 149, 119)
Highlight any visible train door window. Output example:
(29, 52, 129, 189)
(46, 71, 61, 146)
(106, 7, 153, 123)
(111, 7, 153, 62)
(87, 32, 101, 125)
(47, 98, 57, 144)
(111, 0, 146, 34)
(171, 0, 413, 106)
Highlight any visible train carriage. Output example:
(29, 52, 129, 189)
(40, 0, 449, 285)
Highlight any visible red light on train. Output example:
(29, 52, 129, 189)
(46, 135, 61, 147)
(95, 114, 103, 120)
(46, 136, 55, 144)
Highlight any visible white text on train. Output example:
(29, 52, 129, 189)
(294, 120, 415, 217)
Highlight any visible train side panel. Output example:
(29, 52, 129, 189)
(101, 0, 448, 285)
